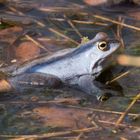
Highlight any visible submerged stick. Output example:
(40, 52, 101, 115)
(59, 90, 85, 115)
(49, 18, 108, 26)
(25, 35, 51, 52)
(93, 15, 140, 31)
(116, 16, 125, 48)
(115, 93, 140, 126)
(65, 105, 138, 116)
(106, 71, 131, 85)
(48, 28, 79, 45)
(64, 14, 83, 38)
(0, 127, 99, 139)
(99, 120, 139, 129)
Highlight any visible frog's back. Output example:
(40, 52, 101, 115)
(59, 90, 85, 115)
(0, 48, 75, 76)
(0, 32, 109, 77)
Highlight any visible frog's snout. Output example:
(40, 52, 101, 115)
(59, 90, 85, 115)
(110, 39, 120, 44)
(109, 39, 121, 51)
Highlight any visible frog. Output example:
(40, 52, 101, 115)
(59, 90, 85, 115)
(0, 32, 121, 101)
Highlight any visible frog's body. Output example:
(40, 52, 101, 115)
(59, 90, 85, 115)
(0, 32, 120, 100)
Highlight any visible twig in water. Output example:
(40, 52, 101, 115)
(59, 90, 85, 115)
(98, 120, 139, 129)
(66, 105, 139, 116)
(87, 113, 99, 128)
(25, 35, 51, 53)
(115, 93, 140, 126)
(8, 6, 81, 46)
(8, 6, 51, 53)
(34, 20, 46, 27)
(106, 71, 130, 85)
(29, 19, 79, 45)
(117, 16, 125, 48)
(93, 14, 140, 31)
(0, 126, 100, 139)
(75, 132, 84, 140)
(39, 7, 83, 13)
(8, 7, 24, 16)
(64, 14, 83, 38)
(49, 18, 109, 26)
(48, 28, 79, 45)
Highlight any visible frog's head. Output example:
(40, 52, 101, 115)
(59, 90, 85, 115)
(82, 32, 121, 76)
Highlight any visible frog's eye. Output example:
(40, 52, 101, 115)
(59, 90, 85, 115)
(98, 41, 108, 51)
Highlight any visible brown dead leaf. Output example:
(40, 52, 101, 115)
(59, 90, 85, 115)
(15, 41, 40, 62)
(0, 26, 23, 44)
(33, 105, 91, 129)
(0, 79, 12, 92)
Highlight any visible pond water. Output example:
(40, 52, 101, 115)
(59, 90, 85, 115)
(0, 0, 140, 139)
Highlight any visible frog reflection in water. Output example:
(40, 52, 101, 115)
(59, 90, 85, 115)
(0, 32, 121, 101)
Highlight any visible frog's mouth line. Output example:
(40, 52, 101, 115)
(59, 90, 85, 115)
(93, 53, 123, 96)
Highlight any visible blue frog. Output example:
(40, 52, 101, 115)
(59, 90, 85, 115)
(0, 32, 121, 101)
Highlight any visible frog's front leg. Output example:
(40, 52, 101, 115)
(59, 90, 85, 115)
(78, 75, 119, 101)
(2, 73, 62, 92)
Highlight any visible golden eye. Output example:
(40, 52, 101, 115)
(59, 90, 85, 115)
(98, 41, 108, 51)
